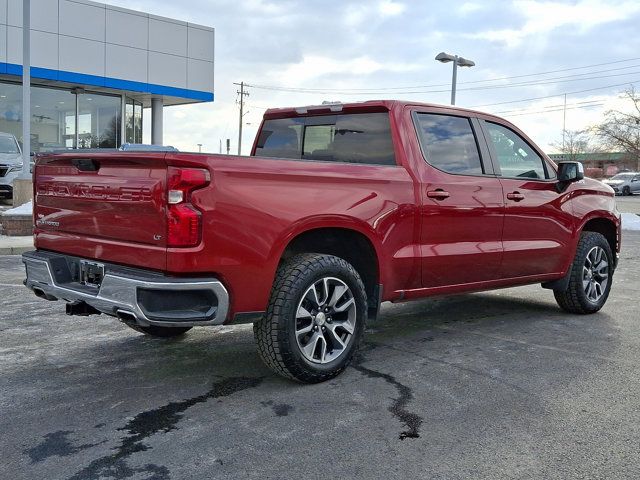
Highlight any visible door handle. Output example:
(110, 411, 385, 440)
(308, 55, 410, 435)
(506, 191, 525, 201)
(427, 189, 450, 200)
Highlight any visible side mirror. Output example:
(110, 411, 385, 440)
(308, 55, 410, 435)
(30, 151, 35, 157)
(556, 161, 584, 193)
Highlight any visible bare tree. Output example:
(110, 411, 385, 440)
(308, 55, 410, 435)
(592, 86, 640, 171)
(550, 129, 594, 161)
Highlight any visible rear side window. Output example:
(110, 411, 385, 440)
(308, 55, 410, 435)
(414, 113, 483, 175)
(255, 118, 304, 159)
(255, 113, 396, 166)
(485, 122, 549, 180)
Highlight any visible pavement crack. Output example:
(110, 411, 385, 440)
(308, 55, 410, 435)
(376, 342, 530, 395)
(67, 376, 263, 480)
(353, 363, 422, 440)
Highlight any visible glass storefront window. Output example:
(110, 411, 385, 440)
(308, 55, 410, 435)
(78, 93, 121, 148)
(32, 86, 76, 152)
(1, 81, 142, 151)
(125, 98, 143, 144)
(0, 83, 23, 145)
(0, 83, 76, 152)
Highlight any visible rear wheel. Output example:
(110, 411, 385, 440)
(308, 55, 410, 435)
(554, 232, 613, 314)
(127, 324, 192, 337)
(254, 253, 367, 383)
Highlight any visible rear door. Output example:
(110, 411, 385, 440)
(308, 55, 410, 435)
(34, 152, 168, 269)
(413, 111, 505, 288)
(479, 120, 574, 278)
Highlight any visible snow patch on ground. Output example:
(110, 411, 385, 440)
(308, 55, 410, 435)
(2, 200, 32, 216)
(622, 213, 640, 231)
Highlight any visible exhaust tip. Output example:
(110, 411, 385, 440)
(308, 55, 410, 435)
(116, 310, 138, 324)
(33, 287, 57, 301)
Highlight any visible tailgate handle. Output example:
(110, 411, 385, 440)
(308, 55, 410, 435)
(72, 158, 100, 172)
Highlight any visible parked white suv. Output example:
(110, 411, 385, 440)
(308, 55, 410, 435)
(0, 132, 24, 199)
(603, 172, 640, 196)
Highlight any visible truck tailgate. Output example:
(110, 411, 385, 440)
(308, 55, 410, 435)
(33, 153, 168, 271)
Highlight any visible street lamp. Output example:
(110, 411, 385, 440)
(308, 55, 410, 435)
(435, 52, 475, 106)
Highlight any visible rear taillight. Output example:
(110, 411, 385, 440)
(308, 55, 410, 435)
(166, 167, 210, 247)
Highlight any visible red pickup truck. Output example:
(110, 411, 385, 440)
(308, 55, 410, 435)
(23, 100, 621, 383)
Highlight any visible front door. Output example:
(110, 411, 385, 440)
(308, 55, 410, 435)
(481, 120, 574, 278)
(413, 112, 505, 288)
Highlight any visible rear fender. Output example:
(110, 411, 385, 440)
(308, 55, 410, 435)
(268, 215, 386, 284)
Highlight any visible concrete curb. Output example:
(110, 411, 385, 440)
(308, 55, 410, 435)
(0, 246, 34, 255)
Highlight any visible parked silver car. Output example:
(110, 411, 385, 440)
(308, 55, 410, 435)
(603, 172, 640, 196)
(0, 132, 24, 199)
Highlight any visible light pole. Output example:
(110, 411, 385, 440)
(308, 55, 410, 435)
(21, 0, 31, 179)
(435, 52, 475, 105)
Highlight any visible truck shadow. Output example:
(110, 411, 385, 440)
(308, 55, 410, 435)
(78, 289, 612, 384)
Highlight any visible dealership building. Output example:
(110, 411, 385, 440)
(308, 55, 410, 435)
(0, 0, 215, 152)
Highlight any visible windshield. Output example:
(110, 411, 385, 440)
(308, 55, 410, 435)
(611, 173, 634, 180)
(0, 136, 20, 154)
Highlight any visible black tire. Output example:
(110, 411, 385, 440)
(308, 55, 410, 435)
(554, 232, 614, 314)
(622, 186, 631, 196)
(127, 324, 192, 337)
(254, 253, 367, 383)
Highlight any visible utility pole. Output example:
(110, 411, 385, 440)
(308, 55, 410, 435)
(197, 143, 202, 153)
(234, 82, 249, 155)
(562, 93, 567, 150)
(226, 138, 230, 155)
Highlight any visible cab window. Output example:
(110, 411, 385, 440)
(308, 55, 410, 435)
(255, 113, 396, 166)
(485, 122, 551, 180)
(414, 113, 484, 175)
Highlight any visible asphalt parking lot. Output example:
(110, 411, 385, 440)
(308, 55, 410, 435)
(615, 194, 640, 214)
(1, 232, 639, 480)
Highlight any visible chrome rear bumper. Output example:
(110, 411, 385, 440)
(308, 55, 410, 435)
(22, 250, 229, 327)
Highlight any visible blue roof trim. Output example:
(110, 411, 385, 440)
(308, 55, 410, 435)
(0, 62, 214, 102)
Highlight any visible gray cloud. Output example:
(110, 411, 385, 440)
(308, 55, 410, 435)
(111, 0, 640, 153)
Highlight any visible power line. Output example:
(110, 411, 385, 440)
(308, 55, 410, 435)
(469, 80, 640, 108)
(493, 99, 604, 115)
(434, 57, 640, 87)
(245, 70, 640, 96)
(498, 102, 606, 118)
(458, 69, 640, 92)
(245, 57, 640, 94)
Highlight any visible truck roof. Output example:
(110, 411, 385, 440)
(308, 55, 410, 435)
(264, 100, 494, 120)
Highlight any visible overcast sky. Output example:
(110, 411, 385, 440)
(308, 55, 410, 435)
(108, 0, 640, 154)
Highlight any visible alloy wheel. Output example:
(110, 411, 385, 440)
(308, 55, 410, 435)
(582, 246, 609, 303)
(295, 277, 357, 364)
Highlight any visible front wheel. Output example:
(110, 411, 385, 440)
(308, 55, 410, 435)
(254, 254, 367, 383)
(554, 232, 614, 314)
(622, 186, 631, 196)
